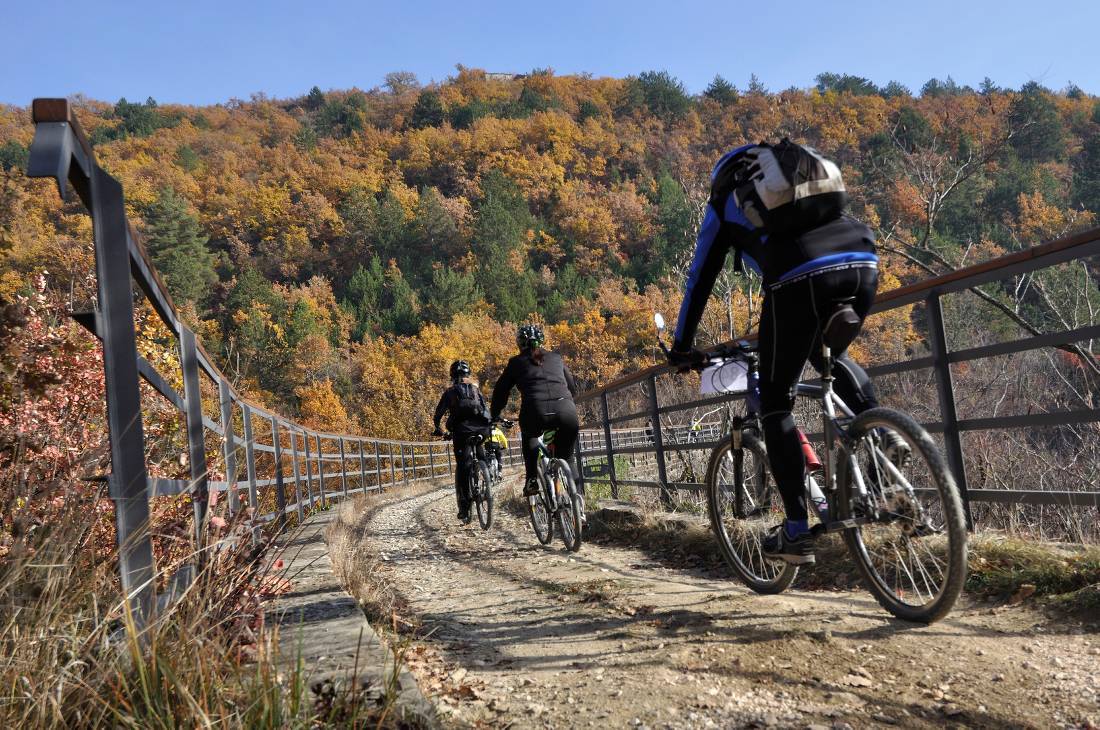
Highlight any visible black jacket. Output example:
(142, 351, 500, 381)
(490, 350, 577, 420)
(433, 382, 490, 436)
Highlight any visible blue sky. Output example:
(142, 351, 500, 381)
(3, 0, 1097, 106)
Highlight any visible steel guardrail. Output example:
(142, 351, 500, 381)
(25, 98, 525, 629)
(575, 223, 1100, 519)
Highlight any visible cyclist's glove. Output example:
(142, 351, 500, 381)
(667, 346, 706, 373)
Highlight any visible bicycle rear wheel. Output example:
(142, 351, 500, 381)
(475, 461, 493, 530)
(553, 460, 582, 552)
(529, 470, 553, 544)
(705, 434, 797, 594)
(838, 407, 967, 623)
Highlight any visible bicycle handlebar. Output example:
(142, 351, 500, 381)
(687, 341, 758, 372)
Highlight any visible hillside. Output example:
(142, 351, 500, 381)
(2, 68, 1098, 438)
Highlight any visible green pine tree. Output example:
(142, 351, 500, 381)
(703, 75, 738, 105)
(423, 266, 481, 325)
(472, 171, 538, 322)
(142, 187, 217, 307)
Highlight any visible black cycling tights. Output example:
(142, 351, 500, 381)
(519, 399, 579, 486)
(758, 266, 880, 522)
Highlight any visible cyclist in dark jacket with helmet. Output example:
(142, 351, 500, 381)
(490, 325, 579, 498)
(433, 360, 492, 522)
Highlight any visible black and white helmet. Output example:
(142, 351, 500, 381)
(449, 360, 471, 381)
(516, 324, 544, 350)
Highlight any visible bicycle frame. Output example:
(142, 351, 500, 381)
(720, 343, 895, 531)
(813, 344, 924, 532)
(535, 436, 559, 503)
(456, 435, 491, 500)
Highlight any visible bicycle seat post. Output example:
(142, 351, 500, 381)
(821, 342, 833, 384)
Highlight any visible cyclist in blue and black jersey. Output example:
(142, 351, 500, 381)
(669, 141, 905, 564)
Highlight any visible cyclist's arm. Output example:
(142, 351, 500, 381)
(563, 361, 578, 397)
(489, 363, 515, 421)
(673, 205, 732, 351)
(672, 195, 763, 351)
(432, 390, 449, 432)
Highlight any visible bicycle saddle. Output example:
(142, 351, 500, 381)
(822, 301, 861, 353)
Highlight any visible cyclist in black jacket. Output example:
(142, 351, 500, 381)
(433, 360, 492, 522)
(490, 325, 579, 497)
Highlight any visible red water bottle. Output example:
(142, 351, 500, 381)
(797, 428, 823, 474)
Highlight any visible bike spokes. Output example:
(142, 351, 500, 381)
(842, 411, 966, 621)
(710, 442, 792, 590)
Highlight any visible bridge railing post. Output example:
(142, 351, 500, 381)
(374, 440, 383, 491)
(601, 392, 619, 499)
(389, 443, 397, 485)
(927, 292, 973, 528)
(292, 430, 306, 519)
(28, 115, 158, 629)
(338, 436, 348, 498)
(180, 327, 209, 559)
(358, 439, 367, 493)
(315, 434, 326, 508)
(270, 416, 287, 533)
(301, 430, 312, 509)
(218, 379, 239, 515)
(647, 374, 672, 506)
(241, 403, 260, 545)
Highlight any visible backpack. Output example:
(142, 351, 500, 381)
(718, 139, 848, 237)
(450, 383, 490, 426)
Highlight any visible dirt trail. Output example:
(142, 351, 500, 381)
(353, 485, 1098, 729)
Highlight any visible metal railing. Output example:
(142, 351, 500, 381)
(24, 99, 521, 629)
(576, 226, 1100, 521)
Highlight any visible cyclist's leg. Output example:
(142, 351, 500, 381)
(757, 281, 819, 526)
(806, 267, 881, 415)
(453, 438, 473, 519)
(519, 414, 543, 495)
(550, 400, 581, 493)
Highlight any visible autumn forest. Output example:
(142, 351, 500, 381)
(2, 68, 1098, 442)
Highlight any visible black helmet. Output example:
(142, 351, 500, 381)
(516, 324, 544, 351)
(449, 360, 471, 381)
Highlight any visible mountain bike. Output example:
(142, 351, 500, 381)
(656, 311, 968, 623)
(443, 432, 494, 530)
(526, 429, 584, 552)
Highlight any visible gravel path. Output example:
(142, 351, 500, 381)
(350, 484, 1098, 729)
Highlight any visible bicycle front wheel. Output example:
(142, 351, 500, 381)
(475, 461, 493, 530)
(553, 460, 582, 552)
(705, 433, 797, 594)
(529, 470, 553, 544)
(838, 407, 967, 623)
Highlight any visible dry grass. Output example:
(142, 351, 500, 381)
(0, 507, 316, 728)
(584, 497, 1100, 616)
(325, 482, 443, 636)
(965, 534, 1100, 614)
(0, 474, 444, 729)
